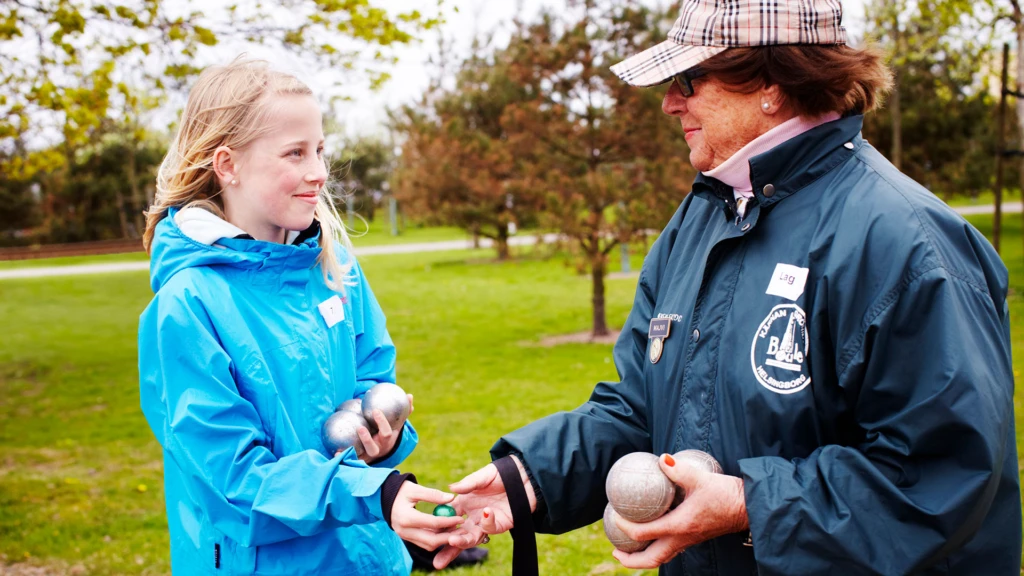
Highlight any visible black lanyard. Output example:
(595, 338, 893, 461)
(493, 456, 539, 576)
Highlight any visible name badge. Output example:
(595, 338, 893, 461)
(318, 295, 345, 328)
(766, 263, 809, 301)
(648, 318, 672, 364)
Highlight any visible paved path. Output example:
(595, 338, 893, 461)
(954, 201, 1021, 216)
(1, 203, 1016, 281)
(0, 233, 563, 280)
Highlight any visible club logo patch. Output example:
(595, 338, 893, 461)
(750, 304, 811, 394)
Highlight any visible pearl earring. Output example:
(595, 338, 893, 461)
(230, 179, 237, 186)
(762, 102, 770, 110)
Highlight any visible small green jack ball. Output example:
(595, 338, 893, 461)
(433, 504, 457, 517)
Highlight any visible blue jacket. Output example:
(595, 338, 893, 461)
(139, 208, 417, 575)
(494, 115, 1022, 574)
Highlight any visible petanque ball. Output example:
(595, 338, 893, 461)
(605, 452, 674, 523)
(671, 449, 724, 507)
(362, 383, 411, 431)
(337, 398, 376, 433)
(336, 398, 363, 413)
(322, 410, 369, 457)
(603, 503, 650, 553)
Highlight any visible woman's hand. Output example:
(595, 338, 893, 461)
(390, 481, 464, 551)
(612, 453, 748, 569)
(432, 455, 537, 569)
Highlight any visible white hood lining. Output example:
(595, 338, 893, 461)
(174, 208, 302, 246)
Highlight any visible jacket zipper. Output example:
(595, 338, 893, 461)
(214, 543, 221, 569)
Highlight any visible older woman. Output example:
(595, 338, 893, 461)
(437, 0, 1022, 574)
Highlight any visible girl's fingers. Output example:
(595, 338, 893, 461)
(407, 394, 415, 413)
(357, 427, 379, 457)
(399, 527, 454, 552)
(373, 410, 393, 438)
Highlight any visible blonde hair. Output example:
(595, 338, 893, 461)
(144, 56, 353, 289)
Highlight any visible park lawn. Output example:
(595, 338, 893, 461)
(0, 244, 647, 575)
(0, 214, 1021, 574)
(944, 189, 1021, 208)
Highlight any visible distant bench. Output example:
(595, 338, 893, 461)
(0, 239, 145, 261)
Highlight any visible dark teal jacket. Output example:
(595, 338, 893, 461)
(493, 115, 1021, 575)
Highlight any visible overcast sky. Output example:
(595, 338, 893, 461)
(322, 0, 869, 139)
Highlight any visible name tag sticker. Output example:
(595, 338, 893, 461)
(766, 263, 809, 301)
(318, 295, 345, 328)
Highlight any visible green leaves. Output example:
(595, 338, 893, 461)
(1, 0, 437, 185)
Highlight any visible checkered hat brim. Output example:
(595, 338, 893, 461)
(612, 0, 848, 87)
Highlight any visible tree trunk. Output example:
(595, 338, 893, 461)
(890, 17, 902, 171)
(890, 70, 902, 170)
(127, 140, 143, 237)
(115, 188, 130, 239)
(495, 225, 510, 260)
(1016, 15, 1024, 226)
(590, 251, 608, 337)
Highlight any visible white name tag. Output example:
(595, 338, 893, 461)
(766, 263, 809, 301)
(317, 295, 345, 328)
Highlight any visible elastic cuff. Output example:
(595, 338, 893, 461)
(381, 471, 418, 529)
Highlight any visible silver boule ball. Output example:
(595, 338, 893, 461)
(671, 449, 724, 507)
(674, 449, 724, 474)
(606, 452, 674, 523)
(336, 398, 363, 413)
(603, 503, 650, 553)
(337, 398, 376, 433)
(362, 383, 411, 431)
(322, 410, 369, 457)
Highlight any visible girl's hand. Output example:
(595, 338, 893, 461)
(350, 394, 414, 463)
(391, 482, 463, 550)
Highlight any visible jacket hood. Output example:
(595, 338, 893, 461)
(148, 207, 321, 292)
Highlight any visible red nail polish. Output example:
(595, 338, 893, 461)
(663, 454, 676, 467)
(483, 512, 489, 519)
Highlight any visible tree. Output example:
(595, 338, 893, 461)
(391, 35, 542, 260)
(1, 0, 440, 242)
(332, 137, 396, 224)
(863, 0, 1006, 198)
(864, 0, 988, 171)
(501, 1, 692, 336)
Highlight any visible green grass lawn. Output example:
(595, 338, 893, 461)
(944, 189, 1022, 207)
(0, 215, 1021, 574)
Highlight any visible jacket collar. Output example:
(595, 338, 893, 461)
(691, 114, 864, 218)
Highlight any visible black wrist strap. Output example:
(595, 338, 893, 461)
(494, 455, 539, 576)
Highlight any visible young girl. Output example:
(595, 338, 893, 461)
(137, 58, 461, 575)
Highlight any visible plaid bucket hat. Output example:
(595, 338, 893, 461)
(611, 0, 848, 87)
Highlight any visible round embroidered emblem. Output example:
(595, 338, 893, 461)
(750, 304, 811, 394)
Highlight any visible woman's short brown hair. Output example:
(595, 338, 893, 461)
(700, 45, 894, 117)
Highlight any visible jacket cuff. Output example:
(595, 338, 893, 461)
(371, 421, 419, 469)
(381, 472, 418, 529)
(501, 451, 547, 523)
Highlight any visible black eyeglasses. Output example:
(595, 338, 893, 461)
(671, 66, 707, 97)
